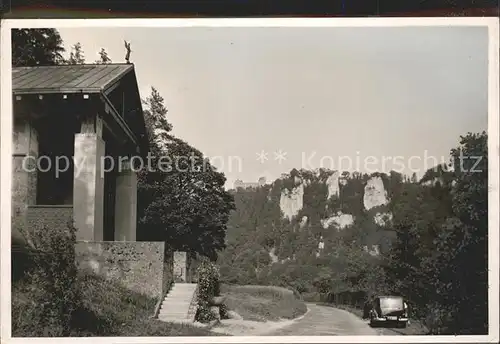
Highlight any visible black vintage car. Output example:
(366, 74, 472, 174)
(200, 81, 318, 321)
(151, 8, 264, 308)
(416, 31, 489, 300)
(369, 296, 409, 328)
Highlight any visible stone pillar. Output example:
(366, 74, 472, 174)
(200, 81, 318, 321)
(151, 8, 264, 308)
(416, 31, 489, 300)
(73, 115, 105, 241)
(114, 161, 137, 241)
(174, 251, 187, 282)
(12, 119, 38, 241)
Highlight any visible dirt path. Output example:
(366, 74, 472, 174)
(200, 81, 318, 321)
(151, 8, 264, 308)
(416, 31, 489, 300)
(267, 303, 381, 336)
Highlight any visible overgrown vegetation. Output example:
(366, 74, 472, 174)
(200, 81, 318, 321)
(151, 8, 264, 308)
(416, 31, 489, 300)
(218, 132, 488, 335)
(12, 221, 80, 336)
(195, 260, 222, 322)
(221, 285, 307, 322)
(12, 273, 218, 336)
(12, 221, 218, 336)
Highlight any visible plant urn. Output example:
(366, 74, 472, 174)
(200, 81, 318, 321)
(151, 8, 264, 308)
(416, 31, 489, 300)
(210, 306, 221, 320)
(211, 296, 226, 305)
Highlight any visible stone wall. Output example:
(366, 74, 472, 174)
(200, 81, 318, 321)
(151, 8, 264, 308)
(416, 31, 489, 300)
(187, 253, 200, 282)
(75, 241, 166, 298)
(26, 205, 73, 231)
(162, 248, 174, 295)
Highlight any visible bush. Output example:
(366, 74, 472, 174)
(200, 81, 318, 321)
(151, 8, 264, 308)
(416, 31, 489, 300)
(195, 260, 221, 323)
(13, 221, 80, 336)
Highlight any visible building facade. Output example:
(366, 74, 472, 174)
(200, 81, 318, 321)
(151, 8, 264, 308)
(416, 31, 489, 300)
(12, 64, 148, 243)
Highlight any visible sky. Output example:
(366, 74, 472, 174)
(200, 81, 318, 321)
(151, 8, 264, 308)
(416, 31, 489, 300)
(56, 26, 489, 189)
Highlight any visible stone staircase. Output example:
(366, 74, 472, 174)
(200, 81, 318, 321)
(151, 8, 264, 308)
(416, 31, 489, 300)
(157, 283, 199, 323)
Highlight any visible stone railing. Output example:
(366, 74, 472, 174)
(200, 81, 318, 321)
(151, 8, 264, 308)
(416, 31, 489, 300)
(186, 284, 199, 322)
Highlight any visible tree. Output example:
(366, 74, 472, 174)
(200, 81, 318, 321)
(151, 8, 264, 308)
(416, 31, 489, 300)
(68, 42, 85, 64)
(12, 29, 66, 67)
(446, 132, 488, 334)
(96, 48, 112, 64)
(142, 87, 173, 140)
(385, 131, 488, 334)
(137, 87, 235, 261)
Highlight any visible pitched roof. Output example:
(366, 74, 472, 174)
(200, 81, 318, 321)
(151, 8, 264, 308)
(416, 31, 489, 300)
(12, 64, 149, 154)
(12, 64, 133, 94)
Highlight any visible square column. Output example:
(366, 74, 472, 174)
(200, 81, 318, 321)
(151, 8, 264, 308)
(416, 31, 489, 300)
(114, 161, 137, 241)
(174, 252, 187, 282)
(73, 132, 105, 241)
(12, 119, 38, 241)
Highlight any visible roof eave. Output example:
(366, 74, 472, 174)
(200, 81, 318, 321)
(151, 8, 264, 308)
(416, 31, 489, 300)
(13, 88, 102, 95)
(129, 68, 149, 154)
(100, 64, 134, 94)
(100, 92, 140, 150)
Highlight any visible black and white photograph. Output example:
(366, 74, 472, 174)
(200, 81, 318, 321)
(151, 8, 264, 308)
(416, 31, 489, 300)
(1, 18, 499, 341)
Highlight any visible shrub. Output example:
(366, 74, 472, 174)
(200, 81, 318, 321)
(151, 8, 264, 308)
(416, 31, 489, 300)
(13, 221, 81, 336)
(195, 260, 221, 322)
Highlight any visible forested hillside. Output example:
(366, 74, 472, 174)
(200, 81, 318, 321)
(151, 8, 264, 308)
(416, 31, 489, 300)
(217, 131, 488, 335)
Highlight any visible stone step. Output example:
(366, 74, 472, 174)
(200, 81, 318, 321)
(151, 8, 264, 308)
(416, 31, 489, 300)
(158, 316, 191, 322)
(166, 296, 193, 300)
(168, 292, 196, 296)
(160, 305, 190, 310)
(160, 311, 190, 315)
(168, 289, 195, 292)
(161, 304, 190, 309)
(169, 289, 197, 294)
(161, 300, 191, 305)
(161, 301, 189, 311)
(170, 284, 197, 289)
(160, 305, 189, 309)
(158, 312, 190, 318)
(171, 285, 196, 288)
(156, 283, 198, 324)
(165, 292, 194, 297)
(158, 311, 190, 316)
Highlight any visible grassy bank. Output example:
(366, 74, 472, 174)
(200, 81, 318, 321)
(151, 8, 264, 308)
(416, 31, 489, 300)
(12, 273, 220, 337)
(221, 285, 307, 322)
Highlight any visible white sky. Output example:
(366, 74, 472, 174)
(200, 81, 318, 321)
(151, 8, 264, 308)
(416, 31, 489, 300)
(56, 26, 488, 188)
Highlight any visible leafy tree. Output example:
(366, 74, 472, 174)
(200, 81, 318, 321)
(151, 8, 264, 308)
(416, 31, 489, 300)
(12, 29, 66, 67)
(137, 87, 235, 261)
(444, 132, 488, 334)
(68, 42, 85, 64)
(385, 132, 487, 334)
(95, 48, 112, 64)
